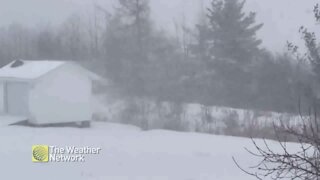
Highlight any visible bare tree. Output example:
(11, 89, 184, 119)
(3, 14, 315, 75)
(59, 14, 88, 60)
(234, 105, 320, 179)
(233, 4, 320, 179)
(88, 3, 111, 59)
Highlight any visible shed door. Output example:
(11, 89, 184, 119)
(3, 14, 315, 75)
(7, 82, 29, 116)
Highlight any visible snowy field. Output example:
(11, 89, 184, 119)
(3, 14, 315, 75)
(0, 121, 299, 180)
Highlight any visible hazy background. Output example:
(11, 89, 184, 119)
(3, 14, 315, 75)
(0, 0, 319, 52)
(0, 2, 319, 179)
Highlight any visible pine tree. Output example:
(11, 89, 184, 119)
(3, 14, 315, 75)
(207, 0, 263, 67)
(198, 0, 264, 108)
(103, 0, 152, 95)
(117, 0, 151, 58)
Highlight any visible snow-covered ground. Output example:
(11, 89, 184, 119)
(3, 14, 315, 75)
(0, 121, 299, 180)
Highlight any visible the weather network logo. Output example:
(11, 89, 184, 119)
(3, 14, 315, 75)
(32, 145, 49, 162)
(32, 145, 102, 163)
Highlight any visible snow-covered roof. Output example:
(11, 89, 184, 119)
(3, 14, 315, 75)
(0, 60, 66, 80)
(0, 60, 105, 83)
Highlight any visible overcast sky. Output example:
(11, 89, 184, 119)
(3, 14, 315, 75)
(0, 0, 319, 52)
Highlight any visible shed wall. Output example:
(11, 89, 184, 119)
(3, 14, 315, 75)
(0, 82, 4, 113)
(29, 64, 92, 124)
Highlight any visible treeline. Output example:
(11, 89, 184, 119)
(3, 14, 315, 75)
(0, 0, 315, 113)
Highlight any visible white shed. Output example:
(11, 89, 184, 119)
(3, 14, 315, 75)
(0, 60, 100, 126)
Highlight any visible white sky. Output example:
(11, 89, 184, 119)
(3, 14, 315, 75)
(0, 0, 319, 52)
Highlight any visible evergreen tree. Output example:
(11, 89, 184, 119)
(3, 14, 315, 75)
(104, 0, 183, 100)
(117, 0, 151, 59)
(207, 0, 263, 67)
(196, 0, 264, 108)
(103, 0, 152, 96)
